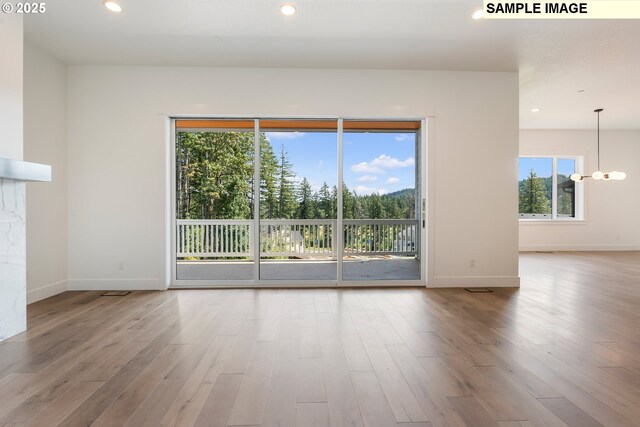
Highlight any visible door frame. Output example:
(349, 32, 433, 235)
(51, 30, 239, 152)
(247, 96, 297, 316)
(168, 115, 431, 288)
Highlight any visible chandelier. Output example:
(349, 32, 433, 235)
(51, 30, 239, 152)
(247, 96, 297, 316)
(570, 108, 626, 182)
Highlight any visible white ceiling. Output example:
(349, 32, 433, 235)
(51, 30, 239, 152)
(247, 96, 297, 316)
(24, 0, 640, 129)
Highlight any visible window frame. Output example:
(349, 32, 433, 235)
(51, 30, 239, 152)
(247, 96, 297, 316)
(169, 116, 430, 288)
(518, 155, 584, 222)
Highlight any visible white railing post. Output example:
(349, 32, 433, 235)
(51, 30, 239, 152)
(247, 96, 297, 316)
(248, 221, 254, 261)
(331, 220, 338, 260)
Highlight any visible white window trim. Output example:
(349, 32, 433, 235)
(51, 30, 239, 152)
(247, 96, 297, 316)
(518, 155, 584, 222)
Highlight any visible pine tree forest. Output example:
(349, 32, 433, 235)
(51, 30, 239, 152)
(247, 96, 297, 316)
(176, 131, 417, 221)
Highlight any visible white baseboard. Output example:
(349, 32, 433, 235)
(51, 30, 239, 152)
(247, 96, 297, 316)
(429, 275, 520, 288)
(27, 280, 67, 304)
(67, 278, 164, 291)
(520, 244, 640, 252)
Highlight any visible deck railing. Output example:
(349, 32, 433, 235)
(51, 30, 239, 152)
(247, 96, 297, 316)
(343, 219, 417, 256)
(177, 220, 253, 258)
(177, 219, 418, 258)
(260, 219, 335, 257)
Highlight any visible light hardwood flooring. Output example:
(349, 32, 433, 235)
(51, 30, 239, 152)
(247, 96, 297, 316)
(2, 251, 640, 426)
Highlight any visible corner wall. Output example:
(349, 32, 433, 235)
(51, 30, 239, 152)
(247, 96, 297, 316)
(66, 66, 520, 289)
(520, 129, 640, 251)
(24, 42, 68, 303)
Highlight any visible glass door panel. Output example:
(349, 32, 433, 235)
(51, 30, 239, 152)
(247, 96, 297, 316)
(258, 120, 338, 280)
(342, 120, 421, 281)
(175, 120, 255, 280)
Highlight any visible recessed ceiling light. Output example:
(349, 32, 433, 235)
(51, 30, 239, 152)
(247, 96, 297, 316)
(103, 0, 122, 12)
(531, 108, 540, 112)
(472, 9, 484, 19)
(280, 4, 296, 15)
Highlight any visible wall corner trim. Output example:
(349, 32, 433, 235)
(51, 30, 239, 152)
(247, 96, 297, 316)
(67, 278, 165, 291)
(27, 280, 67, 304)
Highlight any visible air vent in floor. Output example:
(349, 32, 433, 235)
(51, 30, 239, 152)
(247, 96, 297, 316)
(101, 291, 131, 296)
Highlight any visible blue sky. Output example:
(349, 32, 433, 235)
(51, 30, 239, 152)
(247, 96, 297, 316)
(265, 131, 416, 195)
(518, 157, 575, 181)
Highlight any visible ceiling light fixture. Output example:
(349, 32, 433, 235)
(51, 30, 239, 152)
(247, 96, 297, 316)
(472, 9, 484, 19)
(103, 0, 122, 12)
(570, 108, 626, 182)
(531, 108, 540, 113)
(280, 3, 296, 15)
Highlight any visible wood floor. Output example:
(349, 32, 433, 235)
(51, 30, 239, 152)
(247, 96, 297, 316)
(2, 252, 640, 427)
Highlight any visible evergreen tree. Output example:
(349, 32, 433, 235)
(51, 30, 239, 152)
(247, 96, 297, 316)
(368, 194, 386, 219)
(342, 183, 354, 219)
(352, 190, 365, 219)
(297, 178, 315, 219)
(317, 182, 332, 219)
(312, 191, 321, 219)
(176, 131, 253, 220)
(404, 192, 415, 219)
(519, 169, 551, 214)
(276, 144, 297, 219)
(259, 138, 278, 219)
(330, 185, 338, 219)
(388, 197, 401, 218)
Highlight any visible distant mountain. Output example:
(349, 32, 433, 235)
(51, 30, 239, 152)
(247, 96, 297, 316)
(385, 188, 414, 198)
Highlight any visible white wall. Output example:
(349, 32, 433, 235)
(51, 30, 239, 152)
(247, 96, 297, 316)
(0, 14, 26, 340)
(0, 16, 23, 159)
(520, 129, 640, 251)
(24, 42, 68, 303)
(66, 66, 520, 289)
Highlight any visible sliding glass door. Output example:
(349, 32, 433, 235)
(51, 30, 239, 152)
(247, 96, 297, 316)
(342, 121, 421, 281)
(258, 120, 338, 280)
(173, 118, 423, 285)
(175, 120, 255, 280)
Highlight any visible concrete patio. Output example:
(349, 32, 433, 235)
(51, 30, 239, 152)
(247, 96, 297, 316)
(176, 257, 421, 281)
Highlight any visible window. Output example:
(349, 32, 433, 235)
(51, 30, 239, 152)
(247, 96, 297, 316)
(518, 156, 582, 220)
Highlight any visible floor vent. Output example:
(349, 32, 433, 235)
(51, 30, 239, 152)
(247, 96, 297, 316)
(535, 251, 555, 253)
(464, 288, 493, 293)
(101, 291, 131, 297)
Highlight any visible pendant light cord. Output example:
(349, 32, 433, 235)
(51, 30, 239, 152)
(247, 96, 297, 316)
(595, 108, 603, 171)
(571, 108, 624, 182)
(597, 109, 600, 171)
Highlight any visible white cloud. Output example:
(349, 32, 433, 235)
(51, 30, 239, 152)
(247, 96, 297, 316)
(350, 154, 414, 174)
(265, 132, 306, 140)
(394, 134, 412, 142)
(351, 162, 384, 174)
(356, 175, 378, 182)
(386, 177, 400, 184)
(355, 185, 388, 196)
(374, 154, 415, 169)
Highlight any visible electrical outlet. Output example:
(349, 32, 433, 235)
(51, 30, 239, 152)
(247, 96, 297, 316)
(469, 259, 475, 268)
(118, 262, 125, 271)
